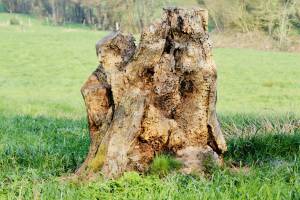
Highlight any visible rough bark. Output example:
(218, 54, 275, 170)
(77, 8, 227, 179)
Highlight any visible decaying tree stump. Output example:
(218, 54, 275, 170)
(77, 7, 227, 179)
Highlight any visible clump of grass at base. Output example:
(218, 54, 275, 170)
(149, 154, 182, 176)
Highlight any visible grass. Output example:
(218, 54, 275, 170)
(0, 114, 298, 199)
(0, 13, 299, 199)
(0, 13, 300, 118)
(216, 48, 300, 115)
(0, 13, 106, 119)
(149, 154, 183, 177)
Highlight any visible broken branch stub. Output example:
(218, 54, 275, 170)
(78, 7, 227, 179)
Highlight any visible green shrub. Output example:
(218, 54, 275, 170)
(9, 17, 20, 25)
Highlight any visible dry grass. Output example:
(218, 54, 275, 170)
(212, 30, 300, 52)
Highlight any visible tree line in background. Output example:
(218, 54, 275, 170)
(198, 0, 300, 48)
(1, 0, 300, 46)
(0, 0, 171, 32)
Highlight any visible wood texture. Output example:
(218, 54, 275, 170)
(77, 8, 227, 179)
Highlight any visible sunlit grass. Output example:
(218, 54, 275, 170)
(0, 114, 299, 199)
(0, 13, 300, 118)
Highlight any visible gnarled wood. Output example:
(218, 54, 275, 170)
(77, 7, 227, 179)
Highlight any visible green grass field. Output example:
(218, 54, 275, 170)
(0, 13, 299, 199)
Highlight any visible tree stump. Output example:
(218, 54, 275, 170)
(77, 7, 227, 179)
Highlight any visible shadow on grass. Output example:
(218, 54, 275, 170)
(0, 113, 299, 177)
(225, 133, 300, 165)
(220, 113, 300, 165)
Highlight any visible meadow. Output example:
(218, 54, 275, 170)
(0, 13, 299, 199)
